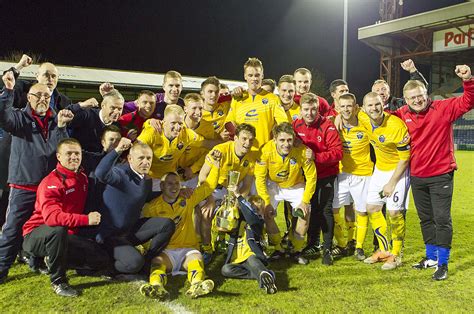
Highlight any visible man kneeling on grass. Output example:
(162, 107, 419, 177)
(139, 169, 217, 299)
(221, 190, 277, 294)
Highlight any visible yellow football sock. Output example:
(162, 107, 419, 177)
(369, 211, 389, 252)
(347, 221, 356, 243)
(333, 211, 346, 247)
(268, 233, 283, 251)
(292, 232, 305, 252)
(149, 263, 167, 286)
(355, 213, 369, 249)
(187, 259, 205, 284)
(389, 212, 405, 256)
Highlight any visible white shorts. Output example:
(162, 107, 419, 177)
(333, 172, 371, 212)
(162, 248, 201, 275)
(267, 181, 305, 210)
(367, 167, 410, 211)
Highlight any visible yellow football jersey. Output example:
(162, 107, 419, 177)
(142, 182, 213, 249)
(177, 119, 215, 174)
(358, 112, 410, 171)
(201, 100, 231, 136)
(204, 141, 258, 189)
(339, 123, 374, 176)
(225, 90, 287, 148)
(255, 140, 317, 206)
(137, 120, 204, 179)
(285, 102, 301, 122)
(231, 224, 255, 264)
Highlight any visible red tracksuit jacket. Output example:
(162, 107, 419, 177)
(292, 116, 343, 179)
(393, 79, 474, 178)
(23, 163, 89, 236)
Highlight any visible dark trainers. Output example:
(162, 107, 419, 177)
(269, 250, 286, 261)
(322, 249, 333, 266)
(29, 256, 49, 275)
(302, 243, 321, 257)
(331, 246, 347, 258)
(259, 271, 277, 294)
(202, 252, 213, 265)
(51, 282, 79, 297)
(346, 240, 356, 256)
(354, 248, 366, 261)
(412, 257, 437, 270)
(432, 264, 448, 281)
(290, 252, 309, 265)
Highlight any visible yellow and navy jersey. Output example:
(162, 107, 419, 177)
(201, 100, 231, 136)
(137, 120, 204, 179)
(142, 183, 213, 249)
(339, 123, 374, 176)
(177, 119, 215, 174)
(285, 102, 301, 122)
(225, 90, 287, 148)
(255, 140, 317, 205)
(231, 224, 255, 264)
(204, 141, 258, 188)
(358, 111, 410, 171)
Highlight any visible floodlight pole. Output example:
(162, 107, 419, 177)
(342, 0, 348, 81)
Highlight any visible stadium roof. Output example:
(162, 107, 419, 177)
(358, 1, 474, 63)
(0, 61, 246, 91)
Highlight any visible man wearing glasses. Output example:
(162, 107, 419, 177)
(0, 71, 73, 284)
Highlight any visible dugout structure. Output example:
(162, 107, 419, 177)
(0, 61, 246, 103)
(358, 1, 474, 150)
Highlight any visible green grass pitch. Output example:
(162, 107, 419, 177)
(1, 151, 473, 313)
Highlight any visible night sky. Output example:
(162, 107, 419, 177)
(0, 0, 465, 100)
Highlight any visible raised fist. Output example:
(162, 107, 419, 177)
(400, 59, 417, 73)
(78, 97, 99, 109)
(115, 137, 132, 153)
(99, 82, 115, 96)
(2, 71, 15, 90)
(57, 109, 75, 127)
(455, 65, 472, 81)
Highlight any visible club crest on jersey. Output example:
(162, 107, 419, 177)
(213, 122, 219, 129)
(177, 142, 184, 150)
(357, 132, 363, 139)
(180, 200, 186, 207)
(243, 160, 249, 167)
(217, 110, 224, 116)
(379, 135, 385, 143)
(277, 170, 289, 178)
(292, 114, 298, 121)
(246, 109, 258, 117)
(159, 154, 173, 161)
(262, 98, 268, 104)
(290, 158, 297, 165)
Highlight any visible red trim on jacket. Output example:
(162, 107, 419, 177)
(23, 163, 89, 236)
(292, 116, 343, 179)
(393, 79, 474, 178)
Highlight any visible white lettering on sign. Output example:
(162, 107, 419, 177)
(433, 25, 473, 52)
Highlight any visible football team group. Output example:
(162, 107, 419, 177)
(0, 54, 472, 299)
